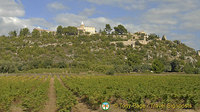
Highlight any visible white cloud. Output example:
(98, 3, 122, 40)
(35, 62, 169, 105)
(179, 9, 200, 31)
(0, 0, 24, 17)
(86, 0, 147, 10)
(79, 7, 96, 17)
(0, 0, 55, 35)
(0, 17, 54, 35)
(47, 2, 68, 11)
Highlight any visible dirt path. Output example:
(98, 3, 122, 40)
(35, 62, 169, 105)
(41, 77, 56, 112)
(57, 75, 126, 112)
(57, 76, 96, 112)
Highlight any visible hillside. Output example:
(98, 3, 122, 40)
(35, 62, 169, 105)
(0, 32, 200, 74)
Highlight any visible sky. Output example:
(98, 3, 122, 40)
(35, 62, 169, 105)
(0, 0, 200, 50)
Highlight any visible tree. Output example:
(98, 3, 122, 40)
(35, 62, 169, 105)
(63, 26, 78, 35)
(173, 40, 181, 44)
(152, 59, 164, 73)
(184, 63, 195, 74)
(0, 61, 16, 73)
(19, 28, 30, 37)
(106, 68, 115, 75)
(32, 29, 40, 38)
(8, 30, 17, 37)
(114, 25, 127, 35)
(127, 54, 142, 67)
(56, 25, 63, 35)
(148, 34, 160, 40)
(170, 59, 181, 72)
(105, 24, 112, 34)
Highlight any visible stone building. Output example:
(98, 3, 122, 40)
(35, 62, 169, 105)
(111, 31, 149, 48)
(197, 50, 200, 56)
(77, 22, 96, 35)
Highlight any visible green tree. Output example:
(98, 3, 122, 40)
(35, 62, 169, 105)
(8, 30, 17, 37)
(148, 33, 159, 40)
(56, 25, 63, 35)
(63, 26, 78, 35)
(196, 60, 200, 68)
(19, 28, 30, 37)
(173, 40, 181, 44)
(105, 24, 112, 34)
(127, 54, 141, 67)
(0, 61, 16, 73)
(184, 63, 195, 74)
(114, 25, 127, 35)
(170, 59, 181, 72)
(32, 29, 40, 38)
(106, 68, 115, 75)
(152, 59, 164, 73)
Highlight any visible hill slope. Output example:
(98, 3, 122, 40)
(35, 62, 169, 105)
(0, 34, 199, 74)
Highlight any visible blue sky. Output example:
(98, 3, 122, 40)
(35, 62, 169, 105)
(0, 0, 200, 50)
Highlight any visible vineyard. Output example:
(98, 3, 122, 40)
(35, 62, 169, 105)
(0, 74, 199, 112)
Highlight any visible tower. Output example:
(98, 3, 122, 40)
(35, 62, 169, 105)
(81, 21, 84, 26)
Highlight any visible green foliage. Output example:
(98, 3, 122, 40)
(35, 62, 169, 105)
(0, 61, 16, 73)
(114, 24, 127, 35)
(41, 59, 53, 68)
(56, 25, 63, 35)
(55, 77, 77, 112)
(0, 76, 49, 112)
(62, 26, 78, 35)
(22, 78, 49, 112)
(105, 24, 112, 34)
(114, 65, 131, 73)
(8, 30, 17, 37)
(32, 29, 40, 38)
(152, 59, 164, 73)
(20, 28, 30, 37)
(184, 64, 195, 74)
(135, 40, 142, 46)
(171, 50, 177, 56)
(127, 54, 142, 67)
(0, 27, 198, 74)
(196, 60, 200, 68)
(170, 59, 181, 72)
(148, 33, 160, 40)
(56, 62, 67, 68)
(116, 42, 124, 48)
(184, 64, 200, 74)
(63, 75, 200, 110)
(174, 40, 181, 44)
(106, 68, 115, 75)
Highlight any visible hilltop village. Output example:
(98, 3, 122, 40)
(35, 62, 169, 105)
(1, 21, 200, 75)
(33, 22, 167, 48)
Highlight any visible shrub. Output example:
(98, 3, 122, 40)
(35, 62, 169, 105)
(140, 64, 152, 72)
(152, 59, 164, 73)
(106, 68, 115, 75)
(184, 64, 200, 74)
(0, 61, 16, 73)
(57, 62, 67, 68)
(116, 42, 124, 48)
(170, 59, 181, 72)
(114, 65, 131, 73)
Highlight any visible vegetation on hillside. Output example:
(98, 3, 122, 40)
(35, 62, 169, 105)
(0, 24, 200, 74)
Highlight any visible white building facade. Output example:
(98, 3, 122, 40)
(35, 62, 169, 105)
(77, 22, 96, 35)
